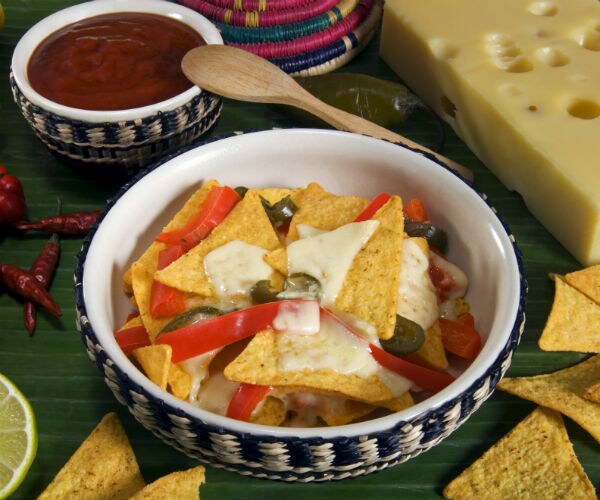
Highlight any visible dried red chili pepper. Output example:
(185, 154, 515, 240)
(15, 209, 101, 235)
(0, 263, 62, 317)
(23, 233, 61, 335)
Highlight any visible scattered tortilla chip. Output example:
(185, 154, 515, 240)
(132, 344, 172, 390)
(538, 277, 600, 353)
(406, 321, 449, 372)
(582, 381, 600, 404)
(497, 355, 600, 444)
(38, 412, 145, 500)
(155, 189, 281, 295)
(287, 182, 369, 240)
(443, 407, 596, 500)
(224, 330, 394, 403)
(334, 196, 405, 340)
(168, 362, 192, 400)
(565, 264, 600, 305)
(129, 466, 205, 500)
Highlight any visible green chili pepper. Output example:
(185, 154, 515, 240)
(380, 315, 425, 357)
(158, 306, 223, 335)
(261, 194, 297, 228)
(277, 273, 321, 300)
(250, 280, 280, 304)
(289, 73, 447, 152)
(404, 220, 448, 253)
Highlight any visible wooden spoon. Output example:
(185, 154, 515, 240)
(182, 45, 472, 179)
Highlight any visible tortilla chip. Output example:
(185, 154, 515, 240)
(130, 260, 172, 340)
(264, 247, 288, 276)
(155, 189, 281, 295)
(168, 362, 192, 400)
(249, 396, 287, 426)
(582, 381, 600, 404)
(38, 412, 145, 500)
(538, 277, 600, 353)
(375, 390, 415, 413)
(132, 344, 172, 390)
(287, 182, 370, 240)
(407, 321, 449, 372)
(127, 182, 222, 340)
(565, 264, 600, 304)
(129, 466, 205, 500)
(334, 196, 405, 340)
(497, 354, 600, 444)
(224, 330, 394, 403)
(443, 407, 596, 500)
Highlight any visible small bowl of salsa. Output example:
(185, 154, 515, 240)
(10, 0, 224, 178)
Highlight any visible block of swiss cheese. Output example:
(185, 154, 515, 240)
(379, 0, 600, 265)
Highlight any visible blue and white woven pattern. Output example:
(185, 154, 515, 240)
(73, 137, 527, 481)
(10, 72, 222, 176)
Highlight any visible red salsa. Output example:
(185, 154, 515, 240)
(27, 12, 206, 111)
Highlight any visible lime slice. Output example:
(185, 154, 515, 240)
(0, 373, 37, 499)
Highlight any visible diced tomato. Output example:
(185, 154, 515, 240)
(403, 198, 428, 222)
(114, 325, 151, 356)
(149, 244, 187, 319)
(226, 383, 270, 421)
(155, 185, 240, 251)
(429, 258, 454, 303)
(354, 192, 391, 222)
(156, 299, 318, 363)
(439, 315, 481, 360)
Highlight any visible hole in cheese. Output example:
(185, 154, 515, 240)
(567, 98, 600, 120)
(440, 95, 457, 118)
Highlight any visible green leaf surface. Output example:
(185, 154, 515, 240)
(1, 2, 597, 499)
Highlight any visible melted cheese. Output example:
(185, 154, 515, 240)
(396, 238, 439, 329)
(286, 220, 379, 306)
(204, 240, 272, 299)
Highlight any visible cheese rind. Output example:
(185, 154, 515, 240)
(379, 0, 600, 265)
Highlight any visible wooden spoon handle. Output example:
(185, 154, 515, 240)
(294, 91, 473, 180)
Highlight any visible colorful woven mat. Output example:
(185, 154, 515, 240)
(274, 0, 381, 75)
(216, 0, 359, 43)
(201, 0, 319, 11)
(178, 0, 381, 74)
(180, 0, 337, 27)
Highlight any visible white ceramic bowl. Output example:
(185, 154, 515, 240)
(74, 129, 526, 481)
(10, 0, 223, 176)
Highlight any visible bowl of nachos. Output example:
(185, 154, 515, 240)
(75, 129, 526, 481)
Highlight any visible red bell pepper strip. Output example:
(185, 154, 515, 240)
(156, 299, 317, 363)
(439, 314, 481, 360)
(226, 383, 271, 421)
(319, 307, 455, 393)
(115, 325, 151, 356)
(150, 244, 187, 319)
(354, 192, 391, 222)
(155, 185, 240, 251)
(403, 198, 428, 222)
(369, 344, 455, 392)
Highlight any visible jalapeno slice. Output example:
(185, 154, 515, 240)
(261, 195, 297, 228)
(250, 280, 280, 304)
(277, 273, 322, 300)
(380, 315, 425, 356)
(158, 306, 223, 335)
(404, 220, 448, 253)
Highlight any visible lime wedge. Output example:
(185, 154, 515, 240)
(0, 373, 37, 499)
